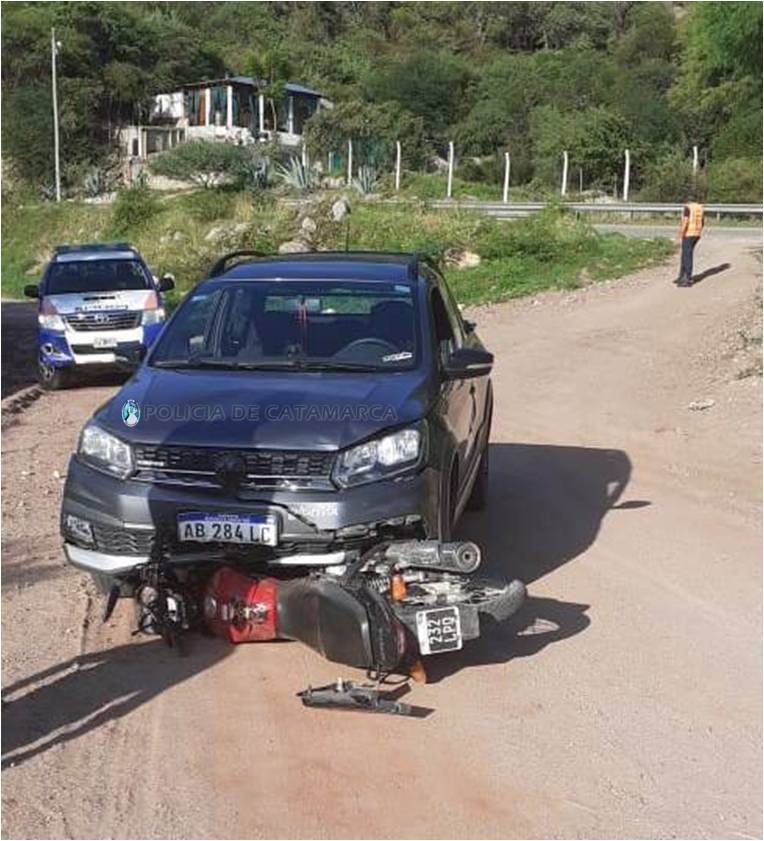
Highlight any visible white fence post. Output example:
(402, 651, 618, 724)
(301, 143, 307, 168)
(446, 141, 454, 199)
(502, 152, 510, 204)
(561, 150, 569, 197)
(622, 148, 630, 201)
(395, 141, 402, 192)
(692, 145, 699, 175)
(347, 139, 353, 186)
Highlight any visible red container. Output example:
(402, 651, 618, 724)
(203, 567, 279, 643)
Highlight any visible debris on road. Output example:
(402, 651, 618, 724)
(687, 398, 716, 411)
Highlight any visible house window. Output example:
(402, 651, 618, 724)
(293, 95, 318, 135)
(131, 138, 139, 157)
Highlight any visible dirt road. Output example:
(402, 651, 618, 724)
(2, 231, 761, 839)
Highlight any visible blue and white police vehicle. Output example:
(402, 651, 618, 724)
(24, 243, 174, 389)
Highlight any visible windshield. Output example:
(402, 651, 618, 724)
(47, 259, 151, 295)
(150, 280, 419, 371)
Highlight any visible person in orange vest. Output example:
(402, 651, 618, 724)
(674, 196, 704, 286)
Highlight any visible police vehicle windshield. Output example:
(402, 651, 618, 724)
(47, 259, 152, 295)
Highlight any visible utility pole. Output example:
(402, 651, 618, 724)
(395, 141, 401, 192)
(502, 152, 510, 204)
(347, 139, 353, 186)
(692, 145, 699, 175)
(51, 27, 61, 202)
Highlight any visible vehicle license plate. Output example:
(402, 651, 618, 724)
(93, 337, 118, 349)
(177, 512, 278, 546)
(415, 606, 463, 654)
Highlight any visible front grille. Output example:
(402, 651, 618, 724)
(91, 524, 155, 555)
(66, 311, 141, 331)
(133, 445, 336, 489)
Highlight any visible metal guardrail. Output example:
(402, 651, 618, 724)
(426, 200, 763, 216)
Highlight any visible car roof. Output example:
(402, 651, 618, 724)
(51, 243, 140, 263)
(217, 252, 424, 283)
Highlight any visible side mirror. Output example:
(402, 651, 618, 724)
(114, 344, 147, 370)
(443, 347, 493, 380)
(24, 284, 39, 299)
(158, 273, 175, 293)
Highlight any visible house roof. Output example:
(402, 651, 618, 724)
(177, 76, 323, 98)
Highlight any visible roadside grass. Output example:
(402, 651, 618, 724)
(1, 189, 672, 308)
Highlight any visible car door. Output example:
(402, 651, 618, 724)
(426, 272, 473, 486)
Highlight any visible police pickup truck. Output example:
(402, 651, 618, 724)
(24, 243, 174, 389)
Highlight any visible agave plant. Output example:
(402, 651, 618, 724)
(275, 157, 316, 193)
(240, 155, 270, 191)
(83, 169, 106, 198)
(352, 165, 379, 195)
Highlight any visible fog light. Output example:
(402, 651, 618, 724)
(65, 514, 94, 546)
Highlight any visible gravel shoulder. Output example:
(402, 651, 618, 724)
(2, 237, 761, 839)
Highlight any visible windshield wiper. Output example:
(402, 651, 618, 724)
(152, 358, 385, 372)
(151, 358, 247, 370)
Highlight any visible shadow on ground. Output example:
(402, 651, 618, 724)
(429, 441, 646, 683)
(692, 262, 731, 285)
(2, 638, 232, 769)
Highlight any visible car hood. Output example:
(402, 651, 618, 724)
(96, 367, 433, 450)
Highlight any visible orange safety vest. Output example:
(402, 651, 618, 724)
(684, 202, 704, 237)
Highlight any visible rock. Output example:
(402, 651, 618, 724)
(172, 231, 184, 241)
(330, 198, 351, 222)
(231, 222, 249, 236)
(300, 216, 317, 235)
(688, 399, 715, 411)
(52, 469, 61, 479)
(430, 155, 449, 173)
(278, 239, 310, 254)
(322, 176, 345, 189)
(204, 226, 224, 242)
(443, 248, 481, 269)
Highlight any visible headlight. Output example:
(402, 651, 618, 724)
(333, 424, 425, 487)
(142, 308, 165, 326)
(39, 313, 65, 331)
(78, 424, 133, 478)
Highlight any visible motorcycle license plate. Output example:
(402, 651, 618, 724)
(177, 512, 278, 546)
(415, 606, 463, 655)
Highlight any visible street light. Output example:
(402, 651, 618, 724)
(51, 27, 62, 202)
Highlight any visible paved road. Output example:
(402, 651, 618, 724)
(2, 237, 761, 838)
(592, 223, 762, 240)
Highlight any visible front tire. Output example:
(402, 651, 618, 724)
(38, 359, 71, 390)
(466, 445, 488, 511)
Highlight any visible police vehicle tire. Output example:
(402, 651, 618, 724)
(38, 361, 70, 391)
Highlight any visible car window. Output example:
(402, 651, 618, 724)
(150, 280, 419, 371)
(431, 288, 457, 362)
(46, 259, 151, 295)
(439, 278, 466, 345)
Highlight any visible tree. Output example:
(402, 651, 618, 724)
(304, 100, 429, 169)
(243, 47, 290, 135)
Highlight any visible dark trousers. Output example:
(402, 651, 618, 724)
(679, 236, 699, 281)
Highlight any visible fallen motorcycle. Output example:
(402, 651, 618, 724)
(111, 538, 526, 683)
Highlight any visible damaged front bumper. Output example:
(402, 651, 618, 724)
(61, 455, 442, 578)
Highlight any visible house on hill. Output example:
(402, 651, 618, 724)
(119, 75, 330, 161)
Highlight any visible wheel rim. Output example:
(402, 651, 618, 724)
(39, 358, 55, 382)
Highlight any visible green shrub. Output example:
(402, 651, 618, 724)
(149, 141, 247, 187)
(638, 152, 706, 201)
(108, 184, 161, 235)
(177, 189, 238, 223)
(706, 157, 762, 203)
